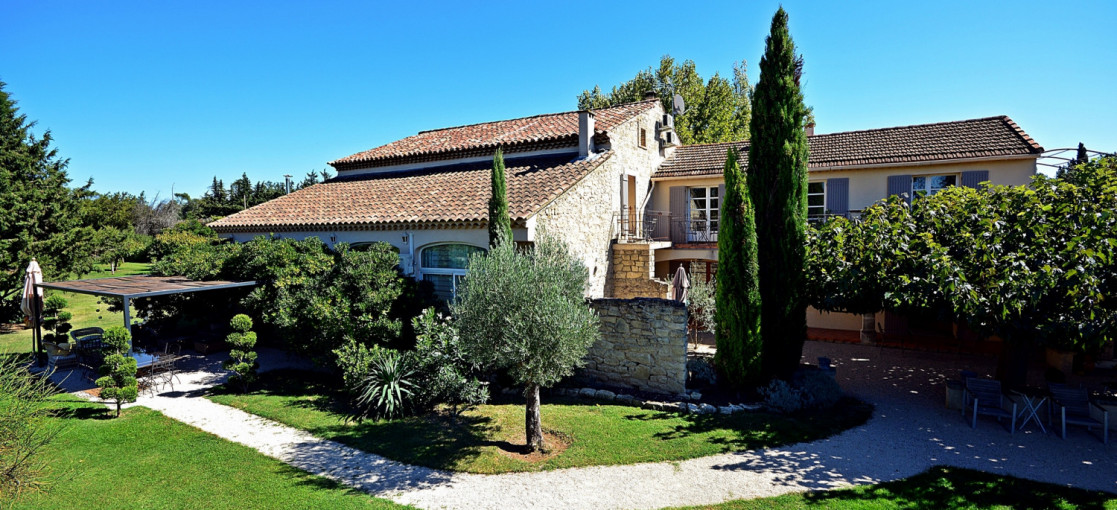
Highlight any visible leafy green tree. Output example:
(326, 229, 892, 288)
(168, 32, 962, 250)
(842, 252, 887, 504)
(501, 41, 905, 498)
(407, 308, 489, 413)
(488, 148, 512, 248)
(455, 232, 600, 452)
(713, 148, 763, 387)
(807, 157, 1117, 386)
(748, 8, 812, 379)
(81, 191, 140, 231)
(0, 81, 95, 322)
(686, 262, 716, 349)
(96, 326, 138, 418)
(578, 55, 752, 144)
(222, 314, 258, 393)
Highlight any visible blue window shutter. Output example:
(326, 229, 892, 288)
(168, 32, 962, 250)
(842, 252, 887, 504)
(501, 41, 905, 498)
(825, 178, 849, 217)
(887, 175, 912, 205)
(669, 186, 687, 244)
(961, 170, 989, 189)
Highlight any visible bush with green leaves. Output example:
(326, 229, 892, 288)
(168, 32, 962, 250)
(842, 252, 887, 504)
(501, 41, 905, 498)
(334, 338, 376, 396)
(40, 294, 72, 345)
(408, 308, 489, 413)
(455, 231, 600, 452)
(95, 326, 138, 417)
(349, 347, 415, 422)
(0, 356, 62, 503)
(222, 314, 258, 393)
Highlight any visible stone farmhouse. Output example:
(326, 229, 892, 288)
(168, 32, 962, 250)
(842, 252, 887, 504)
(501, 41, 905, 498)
(209, 96, 1044, 340)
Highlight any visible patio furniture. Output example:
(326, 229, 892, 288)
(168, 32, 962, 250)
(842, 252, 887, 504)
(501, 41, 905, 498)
(43, 341, 78, 371)
(76, 338, 106, 382)
(1010, 389, 1047, 433)
(1049, 385, 1109, 444)
(963, 377, 1017, 433)
(70, 327, 104, 343)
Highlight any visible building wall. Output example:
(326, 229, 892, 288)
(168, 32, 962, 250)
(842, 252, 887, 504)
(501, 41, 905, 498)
(648, 157, 1037, 215)
(221, 227, 495, 278)
(535, 103, 668, 297)
(577, 298, 688, 396)
(606, 243, 670, 299)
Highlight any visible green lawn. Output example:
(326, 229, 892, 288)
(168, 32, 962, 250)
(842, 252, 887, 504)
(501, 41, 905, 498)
(9, 396, 410, 509)
(671, 466, 1116, 509)
(208, 370, 873, 474)
(1, 262, 151, 355)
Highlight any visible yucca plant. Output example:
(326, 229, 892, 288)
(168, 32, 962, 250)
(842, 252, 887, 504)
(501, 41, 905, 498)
(350, 348, 415, 422)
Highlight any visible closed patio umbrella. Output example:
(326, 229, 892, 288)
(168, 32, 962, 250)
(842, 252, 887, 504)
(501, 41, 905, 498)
(671, 266, 690, 302)
(20, 259, 44, 362)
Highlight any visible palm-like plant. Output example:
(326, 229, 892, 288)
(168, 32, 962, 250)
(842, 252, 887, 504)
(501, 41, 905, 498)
(352, 349, 415, 422)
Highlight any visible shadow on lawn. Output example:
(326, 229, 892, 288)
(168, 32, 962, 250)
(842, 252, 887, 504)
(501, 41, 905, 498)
(623, 397, 873, 454)
(218, 368, 498, 472)
(803, 466, 1116, 509)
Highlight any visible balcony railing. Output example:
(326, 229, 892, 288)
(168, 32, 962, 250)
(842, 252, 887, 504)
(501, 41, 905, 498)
(617, 209, 864, 244)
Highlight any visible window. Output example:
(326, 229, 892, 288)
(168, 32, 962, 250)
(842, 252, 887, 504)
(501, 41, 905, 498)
(912, 174, 957, 197)
(420, 244, 485, 301)
(688, 186, 719, 242)
(807, 181, 826, 217)
(638, 127, 647, 148)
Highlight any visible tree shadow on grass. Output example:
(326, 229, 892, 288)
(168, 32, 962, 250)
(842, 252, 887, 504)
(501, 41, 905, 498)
(623, 397, 873, 454)
(45, 396, 113, 421)
(803, 466, 1116, 510)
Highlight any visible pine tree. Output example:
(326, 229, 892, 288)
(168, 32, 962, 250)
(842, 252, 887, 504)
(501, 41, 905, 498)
(747, 8, 811, 379)
(487, 148, 512, 247)
(0, 81, 92, 322)
(713, 148, 763, 387)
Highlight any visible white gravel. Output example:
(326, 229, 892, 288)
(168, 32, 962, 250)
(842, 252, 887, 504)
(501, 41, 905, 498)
(50, 343, 1116, 509)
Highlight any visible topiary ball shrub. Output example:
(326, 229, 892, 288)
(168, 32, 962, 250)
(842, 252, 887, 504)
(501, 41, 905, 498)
(793, 368, 842, 410)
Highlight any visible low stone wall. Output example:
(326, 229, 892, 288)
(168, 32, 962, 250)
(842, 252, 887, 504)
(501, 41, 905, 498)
(578, 298, 688, 396)
(606, 243, 670, 299)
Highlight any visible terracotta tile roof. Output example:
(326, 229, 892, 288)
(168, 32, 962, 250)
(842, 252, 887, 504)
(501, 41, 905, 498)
(329, 99, 658, 170)
(209, 152, 614, 232)
(655, 116, 1044, 178)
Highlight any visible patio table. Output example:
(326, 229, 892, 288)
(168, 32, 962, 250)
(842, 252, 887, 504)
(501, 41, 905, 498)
(1011, 389, 1047, 433)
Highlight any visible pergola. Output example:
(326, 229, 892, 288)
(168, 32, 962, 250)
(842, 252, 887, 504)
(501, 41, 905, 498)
(32, 275, 256, 359)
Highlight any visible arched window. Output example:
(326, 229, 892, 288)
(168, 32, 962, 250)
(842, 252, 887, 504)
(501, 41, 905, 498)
(420, 244, 485, 301)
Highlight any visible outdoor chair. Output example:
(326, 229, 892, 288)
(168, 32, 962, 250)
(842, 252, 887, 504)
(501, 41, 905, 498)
(70, 327, 104, 344)
(1049, 385, 1108, 444)
(43, 341, 78, 371)
(150, 353, 180, 392)
(963, 377, 1016, 433)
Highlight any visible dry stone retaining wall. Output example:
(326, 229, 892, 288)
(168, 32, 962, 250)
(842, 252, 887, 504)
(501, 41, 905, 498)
(605, 243, 671, 299)
(578, 298, 688, 396)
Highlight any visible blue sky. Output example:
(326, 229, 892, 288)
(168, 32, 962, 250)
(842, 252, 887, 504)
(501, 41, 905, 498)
(2, 0, 1114, 198)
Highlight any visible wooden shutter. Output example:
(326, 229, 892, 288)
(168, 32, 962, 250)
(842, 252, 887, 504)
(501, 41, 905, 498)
(620, 174, 630, 212)
(887, 175, 912, 205)
(825, 178, 849, 217)
(669, 186, 687, 244)
(961, 170, 989, 189)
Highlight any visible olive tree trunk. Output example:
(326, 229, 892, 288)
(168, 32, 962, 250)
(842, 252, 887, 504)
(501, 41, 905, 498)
(524, 383, 544, 452)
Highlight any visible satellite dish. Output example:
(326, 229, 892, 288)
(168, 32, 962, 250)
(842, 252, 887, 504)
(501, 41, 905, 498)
(673, 94, 686, 115)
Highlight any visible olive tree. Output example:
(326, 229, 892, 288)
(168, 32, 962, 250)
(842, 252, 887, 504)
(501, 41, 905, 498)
(454, 232, 600, 452)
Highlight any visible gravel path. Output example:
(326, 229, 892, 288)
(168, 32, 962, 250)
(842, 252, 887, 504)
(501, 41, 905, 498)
(50, 343, 1116, 509)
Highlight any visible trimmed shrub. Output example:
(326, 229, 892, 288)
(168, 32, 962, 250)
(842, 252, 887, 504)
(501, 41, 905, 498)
(96, 326, 138, 417)
(222, 314, 258, 393)
(794, 369, 842, 409)
(759, 379, 804, 413)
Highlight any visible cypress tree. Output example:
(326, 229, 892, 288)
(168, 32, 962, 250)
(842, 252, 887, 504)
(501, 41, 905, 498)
(747, 7, 811, 379)
(714, 147, 763, 388)
(487, 148, 512, 247)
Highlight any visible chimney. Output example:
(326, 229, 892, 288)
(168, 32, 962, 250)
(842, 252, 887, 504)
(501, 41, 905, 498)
(805, 122, 815, 136)
(643, 90, 657, 100)
(578, 110, 595, 158)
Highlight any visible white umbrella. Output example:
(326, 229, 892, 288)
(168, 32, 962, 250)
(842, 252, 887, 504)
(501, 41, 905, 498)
(20, 259, 43, 321)
(671, 266, 690, 302)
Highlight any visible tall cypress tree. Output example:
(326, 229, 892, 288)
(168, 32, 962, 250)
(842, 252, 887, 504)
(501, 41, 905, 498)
(714, 147, 762, 388)
(747, 8, 811, 379)
(487, 148, 512, 247)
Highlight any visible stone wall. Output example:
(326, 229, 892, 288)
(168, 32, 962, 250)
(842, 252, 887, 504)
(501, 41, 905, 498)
(578, 298, 688, 396)
(605, 243, 670, 299)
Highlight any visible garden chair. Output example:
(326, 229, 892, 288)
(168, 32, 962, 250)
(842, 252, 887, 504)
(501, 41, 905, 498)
(1049, 385, 1108, 444)
(70, 327, 104, 343)
(963, 377, 1016, 433)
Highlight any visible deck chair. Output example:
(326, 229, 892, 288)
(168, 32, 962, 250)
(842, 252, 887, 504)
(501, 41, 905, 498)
(1049, 386, 1109, 444)
(963, 377, 1016, 433)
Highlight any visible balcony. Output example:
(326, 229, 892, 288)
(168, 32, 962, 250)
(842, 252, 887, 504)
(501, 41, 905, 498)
(614, 210, 718, 245)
